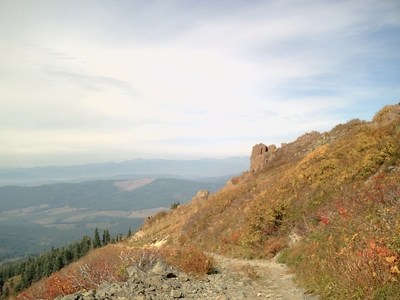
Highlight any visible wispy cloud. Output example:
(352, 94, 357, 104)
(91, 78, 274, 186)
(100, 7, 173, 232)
(45, 71, 136, 96)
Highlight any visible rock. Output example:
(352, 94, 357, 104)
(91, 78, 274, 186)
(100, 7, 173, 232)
(250, 143, 268, 172)
(268, 144, 277, 152)
(126, 265, 140, 277)
(250, 143, 277, 172)
(192, 190, 210, 202)
(150, 261, 168, 275)
(288, 231, 302, 247)
(170, 289, 182, 298)
(126, 265, 147, 281)
(144, 275, 163, 286)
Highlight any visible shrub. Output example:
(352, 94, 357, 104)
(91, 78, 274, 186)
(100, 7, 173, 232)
(144, 210, 168, 227)
(264, 236, 287, 257)
(161, 245, 215, 276)
(170, 202, 180, 210)
(16, 246, 129, 300)
(119, 248, 162, 273)
(231, 176, 240, 184)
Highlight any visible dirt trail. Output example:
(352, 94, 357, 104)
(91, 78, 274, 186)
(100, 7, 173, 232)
(211, 253, 319, 300)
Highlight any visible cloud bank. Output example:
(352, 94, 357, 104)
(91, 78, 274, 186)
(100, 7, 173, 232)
(1, 0, 399, 167)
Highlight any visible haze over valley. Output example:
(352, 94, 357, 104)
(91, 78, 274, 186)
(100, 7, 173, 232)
(0, 157, 248, 263)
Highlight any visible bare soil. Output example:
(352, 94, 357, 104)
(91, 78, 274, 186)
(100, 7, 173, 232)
(211, 253, 320, 300)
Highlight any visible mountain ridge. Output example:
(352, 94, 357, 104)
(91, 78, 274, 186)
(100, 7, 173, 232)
(0, 157, 249, 187)
(129, 104, 400, 299)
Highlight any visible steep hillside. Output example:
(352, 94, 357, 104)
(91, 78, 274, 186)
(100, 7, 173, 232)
(131, 104, 400, 299)
(4, 104, 399, 300)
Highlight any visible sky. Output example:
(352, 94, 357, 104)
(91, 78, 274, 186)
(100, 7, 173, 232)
(1, 0, 399, 168)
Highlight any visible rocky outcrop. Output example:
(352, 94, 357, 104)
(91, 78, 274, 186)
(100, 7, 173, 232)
(191, 190, 210, 202)
(250, 143, 277, 172)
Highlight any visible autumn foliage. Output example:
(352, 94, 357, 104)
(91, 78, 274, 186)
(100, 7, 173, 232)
(132, 104, 400, 298)
(15, 243, 214, 300)
(161, 245, 215, 276)
(16, 246, 126, 300)
(279, 170, 400, 299)
(11, 104, 400, 300)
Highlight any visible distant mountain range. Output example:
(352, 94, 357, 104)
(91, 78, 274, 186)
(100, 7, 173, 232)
(0, 157, 250, 262)
(0, 157, 249, 186)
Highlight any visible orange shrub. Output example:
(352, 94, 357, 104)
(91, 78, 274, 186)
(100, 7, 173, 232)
(264, 237, 287, 257)
(161, 245, 215, 276)
(16, 246, 128, 300)
(231, 176, 240, 184)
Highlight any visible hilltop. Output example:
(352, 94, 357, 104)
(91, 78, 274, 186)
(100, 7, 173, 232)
(3, 104, 400, 300)
(131, 104, 400, 299)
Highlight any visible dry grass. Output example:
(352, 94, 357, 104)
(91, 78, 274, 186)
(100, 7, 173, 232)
(15, 105, 400, 300)
(161, 245, 215, 276)
(131, 105, 400, 299)
(279, 171, 400, 299)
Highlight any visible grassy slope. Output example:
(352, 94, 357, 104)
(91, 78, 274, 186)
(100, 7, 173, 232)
(132, 105, 400, 299)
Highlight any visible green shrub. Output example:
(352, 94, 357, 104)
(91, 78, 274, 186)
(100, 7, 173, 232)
(170, 202, 180, 210)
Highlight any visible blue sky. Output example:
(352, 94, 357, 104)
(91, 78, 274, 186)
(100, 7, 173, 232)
(1, 0, 399, 167)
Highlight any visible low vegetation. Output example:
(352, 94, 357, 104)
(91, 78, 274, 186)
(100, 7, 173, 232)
(131, 104, 400, 299)
(0, 228, 122, 298)
(278, 170, 400, 299)
(2, 104, 399, 300)
(10, 244, 214, 300)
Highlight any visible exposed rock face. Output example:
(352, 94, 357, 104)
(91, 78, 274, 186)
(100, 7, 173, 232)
(250, 143, 276, 172)
(191, 190, 210, 202)
(250, 143, 267, 172)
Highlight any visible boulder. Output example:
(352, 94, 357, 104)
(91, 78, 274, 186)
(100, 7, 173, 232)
(192, 190, 210, 202)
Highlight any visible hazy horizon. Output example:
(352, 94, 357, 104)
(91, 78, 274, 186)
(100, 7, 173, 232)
(1, 1, 399, 168)
(0, 155, 250, 169)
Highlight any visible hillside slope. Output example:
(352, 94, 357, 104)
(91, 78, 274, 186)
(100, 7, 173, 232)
(131, 104, 400, 299)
